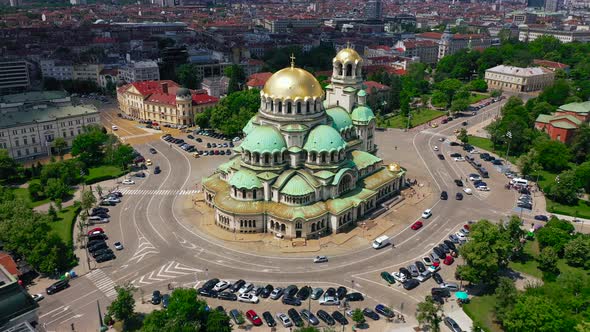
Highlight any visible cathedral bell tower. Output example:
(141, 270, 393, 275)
(325, 44, 364, 113)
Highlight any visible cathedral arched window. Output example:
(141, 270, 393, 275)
(346, 64, 353, 77)
(287, 102, 292, 114)
(278, 101, 282, 113)
(297, 102, 301, 114)
(306, 100, 311, 113)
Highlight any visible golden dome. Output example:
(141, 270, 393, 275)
(334, 47, 363, 64)
(261, 67, 324, 100)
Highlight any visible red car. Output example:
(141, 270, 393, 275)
(245, 310, 263, 326)
(411, 221, 423, 230)
(444, 255, 454, 265)
(87, 228, 104, 235)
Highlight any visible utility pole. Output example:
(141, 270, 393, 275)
(505, 131, 512, 164)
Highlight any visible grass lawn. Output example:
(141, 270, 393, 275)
(378, 109, 445, 129)
(468, 93, 490, 104)
(84, 165, 127, 184)
(508, 241, 543, 279)
(463, 295, 502, 332)
(546, 198, 590, 219)
(11, 183, 52, 208)
(467, 136, 519, 164)
(49, 205, 81, 247)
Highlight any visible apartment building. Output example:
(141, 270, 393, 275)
(263, 18, 321, 33)
(0, 91, 71, 112)
(0, 58, 31, 95)
(0, 104, 99, 160)
(519, 25, 590, 43)
(417, 26, 493, 61)
(73, 64, 103, 83)
(117, 80, 218, 126)
(118, 61, 160, 83)
(201, 76, 229, 98)
(40, 59, 73, 81)
(485, 65, 555, 93)
(393, 39, 439, 65)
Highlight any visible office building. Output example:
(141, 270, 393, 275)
(0, 59, 30, 95)
(118, 61, 160, 83)
(519, 25, 590, 43)
(484, 65, 555, 92)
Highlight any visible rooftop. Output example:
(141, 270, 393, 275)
(486, 65, 552, 77)
(0, 105, 98, 129)
(0, 91, 69, 105)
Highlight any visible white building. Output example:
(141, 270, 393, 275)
(201, 76, 229, 98)
(0, 104, 100, 160)
(0, 58, 30, 94)
(485, 65, 555, 92)
(519, 25, 590, 43)
(40, 60, 73, 81)
(118, 61, 160, 83)
(73, 64, 103, 83)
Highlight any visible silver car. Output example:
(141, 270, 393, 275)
(408, 264, 419, 277)
(311, 287, 324, 300)
(276, 313, 292, 327)
(270, 287, 284, 300)
(430, 252, 440, 263)
(442, 282, 460, 291)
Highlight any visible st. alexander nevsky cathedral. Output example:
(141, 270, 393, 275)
(202, 47, 406, 239)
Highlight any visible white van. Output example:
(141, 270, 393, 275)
(111, 125, 118, 131)
(372, 235, 391, 249)
(510, 178, 528, 186)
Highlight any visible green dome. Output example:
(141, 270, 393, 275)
(357, 89, 367, 97)
(243, 116, 257, 135)
(280, 174, 315, 196)
(351, 105, 375, 124)
(240, 125, 287, 154)
(304, 125, 346, 153)
(326, 107, 353, 132)
(229, 170, 263, 189)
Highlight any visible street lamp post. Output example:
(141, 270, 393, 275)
(505, 131, 512, 163)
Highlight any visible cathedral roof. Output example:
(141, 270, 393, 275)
(303, 125, 347, 153)
(240, 125, 287, 154)
(261, 66, 324, 101)
(326, 107, 353, 133)
(334, 47, 363, 64)
(229, 170, 263, 189)
(351, 105, 375, 124)
(280, 174, 315, 196)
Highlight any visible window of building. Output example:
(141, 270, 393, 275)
(33, 147, 37, 153)
(23, 138, 27, 145)
(14, 139, 19, 147)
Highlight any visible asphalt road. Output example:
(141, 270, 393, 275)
(38, 100, 518, 332)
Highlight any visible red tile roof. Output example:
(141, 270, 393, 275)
(0, 253, 20, 277)
(364, 80, 391, 93)
(120, 80, 218, 106)
(533, 59, 570, 70)
(417, 32, 443, 39)
(246, 72, 273, 88)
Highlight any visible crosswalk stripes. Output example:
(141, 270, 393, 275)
(117, 189, 199, 196)
(85, 269, 117, 298)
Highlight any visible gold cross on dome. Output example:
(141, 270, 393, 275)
(290, 53, 296, 68)
(346, 41, 351, 48)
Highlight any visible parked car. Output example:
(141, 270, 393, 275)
(197, 288, 218, 298)
(296, 286, 311, 300)
(46, 280, 69, 295)
(311, 287, 324, 300)
(270, 287, 284, 300)
(415, 261, 426, 272)
(282, 296, 302, 306)
(336, 286, 347, 300)
(212, 280, 231, 292)
(230, 309, 245, 325)
(403, 279, 420, 290)
(433, 272, 444, 284)
(237, 293, 259, 303)
(534, 215, 549, 222)
(288, 309, 304, 327)
(456, 192, 463, 200)
(363, 308, 380, 320)
(262, 311, 276, 327)
(245, 310, 263, 326)
(229, 279, 245, 293)
(444, 317, 463, 332)
(375, 304, 395, 318)
(202, 278, 220, 291)
(300, 309, 320, 325)
(151, 290, 162, 304)
(332, 311, 348, 325)
(113, 242, 123, 250)
(275, 313, 292, 328)
(381, 271, 395, 284)
(162, 294, 170, 308)
(217, 292, 237, 301)
(440, 191, 448, 200)
(260, 284, 273, 298)
(345, 292, 364, 302)
(317, 310, 335, 325)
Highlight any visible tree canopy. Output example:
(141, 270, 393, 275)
(195, 89, 259, 136)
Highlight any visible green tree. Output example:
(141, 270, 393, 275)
(563, 235, 590, 268)
(539, 79, 571, 106)
(503, 295, 565, 332)
(457, 128, 469, 144)
(538, 246, 559, 274)
(517, 149, 539, 176)
(494, 277, 518, 322)
(415, 296, 443, 332)
(205, 309, 231, 332)
(294, 328, 321, 332)
(28, 181, 44, 201)
(546, 170, 581, 205)
(207, 89, 260, 136)
(112, 144, 135, 169)
(537, 218, 574, 253)
(107, 283, 136, 323)
(44, 178, 70, 201)
(490, 89, 502, 98)
(450, 98, 470, 114)
(0, 149, 21, 182)
(43, 77, 61, 90)
(574, 161, 590, 194)
(468, 79, 488, 92)
(52, 137, 68, 159)
(47, 203, 58, 221)
(571, 123, 590, 164)
(80, 188, 96, 215)
(224, 64, 246, 94)
(141, 288, 208, 331)
(71, 125, 108, 167)
(351, 308, 365, 327)
(435, 78, 463, 109)
(176, 64, 200, 89)
(532, 138, 571, 173)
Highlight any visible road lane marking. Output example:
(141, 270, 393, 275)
(39, 306, 69, 319)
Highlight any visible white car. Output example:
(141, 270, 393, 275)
(421, 209, 432, 219)
(122, 179, 135, 185)
(477, 186, 490, 191)
(238, 282, 253, 294)
(438, 137, 445, 142)
(114, 242, 124, 250)
(32, 293, 44, 302)
(313, 255, 328, 263)
(319, 296, 339, 306)
(276, 313, 293, 327)
(469, 174, 481, 181)
(238, 293, 259, 303)
(391, 272, 407, 283)
(213, 280, 231, 292)
(463, 188, 473, 195)
(433, 146, 439, 151)
(455, 232, 467, 240)
(104, 197, 120, 203)
(111, 125, 118, 131)
(453, 157, 465, 162)
(90, 217, 109, 224)
(422, 256, 433, 266)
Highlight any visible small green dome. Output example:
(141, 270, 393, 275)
(229, 170, 262, 189)
(243, 116, 257, 135)
(304, 125, 346, 153)
(357, 89, 367, 97)
(326, 107, 353, 132)
(351, 105, 375, 124)
(240, 125, 287, 154)
(280, 174, 315, 196)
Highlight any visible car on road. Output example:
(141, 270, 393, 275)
(213, 280, 231, 292)
(32, 293, 44, 302)
(151, 290, 162, 304)
(421, 209, 432, 219)
(134, 171, 146, 178)
(317, 310, 335, 325)
(313, 255, 328, 263)
(113, 241, 123, 250)
(411, 221, 423, 230)
(149, 148, 157, 154)
(217, 292, 237, 301)
(237, 293, 259, 303)
(375, 304, 395, 318)
(403, 279, 420, 290)
(262, 311, 276, 327)
(311, 287, 324, 300)
(270, 287, 284, 300)
(453, 157, 465, 162)
(46, 280, 69, 295)
(282, 296, 301, 306)
(454, 179, 463, 187)
(534, 215, 549, 221)
(288, 308, 304, 327)
(332, 311, 348, 325)
(301, 309, 320, 325)
(456, 192, 463, 200)
(345, 292, 364, 302)
(440, 191, 448, 200)
(437, 154, 445, 160)
(245, 310, 263, 326)
(363, 308, 380, 320)
(230, 309, 245, 325)
(433, 146, 439, 151)
(276, 313, 292, 328)
(444, 317, 463, 332)
(381, 271, 395, 284)
(230, 279, 245, 293)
